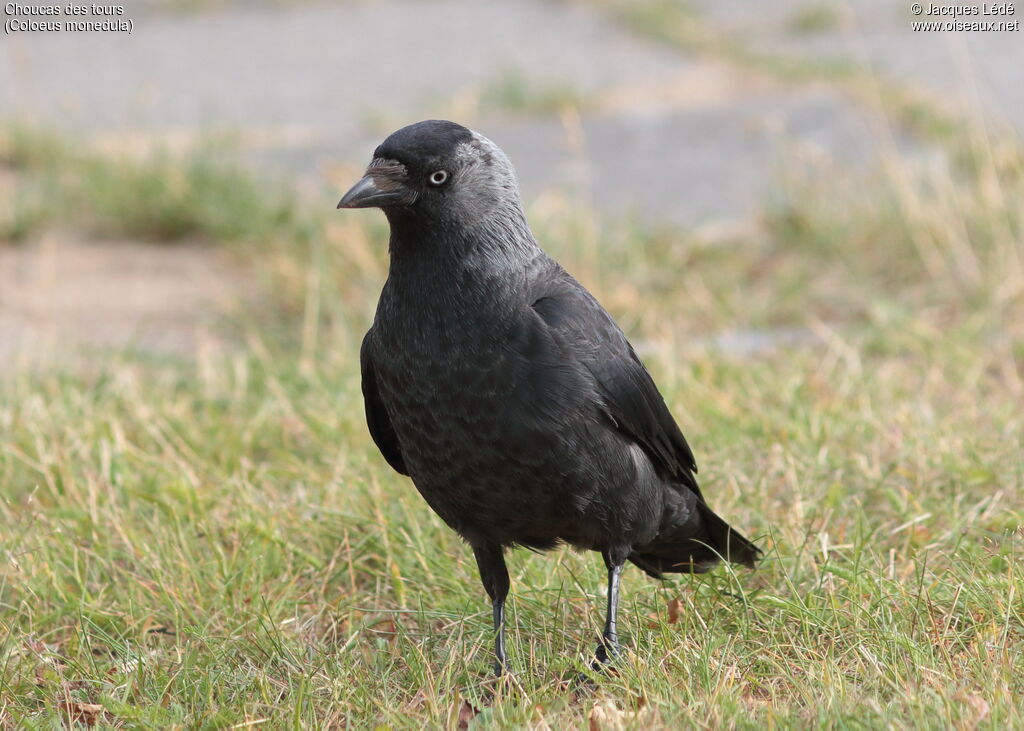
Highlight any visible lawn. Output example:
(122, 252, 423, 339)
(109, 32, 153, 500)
(0, 106, 1021, 728)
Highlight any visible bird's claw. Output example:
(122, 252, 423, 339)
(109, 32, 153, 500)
(592, 640, 622, 671)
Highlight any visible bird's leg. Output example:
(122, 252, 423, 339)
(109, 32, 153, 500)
(595, 548, 627, 666)
(472, 543, 510, 676)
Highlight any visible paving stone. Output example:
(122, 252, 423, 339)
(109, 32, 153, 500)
(0, 0, 930, 226)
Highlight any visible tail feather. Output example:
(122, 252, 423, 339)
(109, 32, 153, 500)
(629, 500, 761, 579)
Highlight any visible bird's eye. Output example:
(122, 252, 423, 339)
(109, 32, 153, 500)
(428, 170, 449, 186)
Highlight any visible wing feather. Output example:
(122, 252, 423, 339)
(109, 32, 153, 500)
(360, 336, 409, 476)
(529, 271, 701, 496)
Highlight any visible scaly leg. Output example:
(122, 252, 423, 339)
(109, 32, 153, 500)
(595, 547, 627, 666)
(472, 543, 510, 676)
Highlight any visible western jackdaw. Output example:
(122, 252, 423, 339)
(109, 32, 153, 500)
(338, 120, 760, 673)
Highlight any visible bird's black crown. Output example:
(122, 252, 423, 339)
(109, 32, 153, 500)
(373, 120, 475, 169)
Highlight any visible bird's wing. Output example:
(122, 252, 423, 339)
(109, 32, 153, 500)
(360, 335, 409, 476)
(528, 270, 702, 496)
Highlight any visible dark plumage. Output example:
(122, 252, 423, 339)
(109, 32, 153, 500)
(339, 120, 760, 672)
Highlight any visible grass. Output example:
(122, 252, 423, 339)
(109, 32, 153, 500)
(0, 125, 303, 244)
(787, 3, 842, 35)
(590, 0, 998, 152)
(157, 0, 319, 14)
(477, 68, 591, 116)
(1, 82, 1023, 728)
(1, 329, 1020, 726)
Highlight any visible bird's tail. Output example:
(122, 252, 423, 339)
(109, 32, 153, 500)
(629, 500, 761, 579)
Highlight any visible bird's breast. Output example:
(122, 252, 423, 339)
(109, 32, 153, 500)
(367, 288, 659, 549)
(372, 291, 568, 459)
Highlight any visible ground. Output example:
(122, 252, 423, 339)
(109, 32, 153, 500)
(0, 1, 1021, 728)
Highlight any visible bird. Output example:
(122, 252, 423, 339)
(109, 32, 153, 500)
(338, 120, 761, 674)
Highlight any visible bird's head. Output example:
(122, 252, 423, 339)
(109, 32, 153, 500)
(337, 120, 523, 229)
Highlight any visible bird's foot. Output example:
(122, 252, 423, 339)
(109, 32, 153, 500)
(592, 640, 622, 672)
(569, 670, 599, 695)
(480, 661, 519, 702)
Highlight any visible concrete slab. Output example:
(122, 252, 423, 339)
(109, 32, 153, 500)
(691, 0, 1024, 134)
(1, 0, 919, 226)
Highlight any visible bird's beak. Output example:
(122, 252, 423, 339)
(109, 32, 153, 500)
(337, 171, 417, 210)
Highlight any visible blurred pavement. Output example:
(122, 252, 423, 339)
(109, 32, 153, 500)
(6, 0, 1016, 225)
(1, 0, 1020, 360)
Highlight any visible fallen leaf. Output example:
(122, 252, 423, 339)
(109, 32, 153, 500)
(56, 700, 103, 727)
(25, 637, 48, 655)
(588, 699, 647, 731)
(666, 598, 683, 624)
(401, 689, 428, 713)
(368, 616, 400, 641)
(456, 699, 480, 730)
(960, 692, 990, 730)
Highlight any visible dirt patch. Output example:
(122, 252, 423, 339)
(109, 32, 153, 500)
(0, 235, 243, 367)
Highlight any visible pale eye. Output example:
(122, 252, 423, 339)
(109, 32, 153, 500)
(429, 170, 449, 186)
